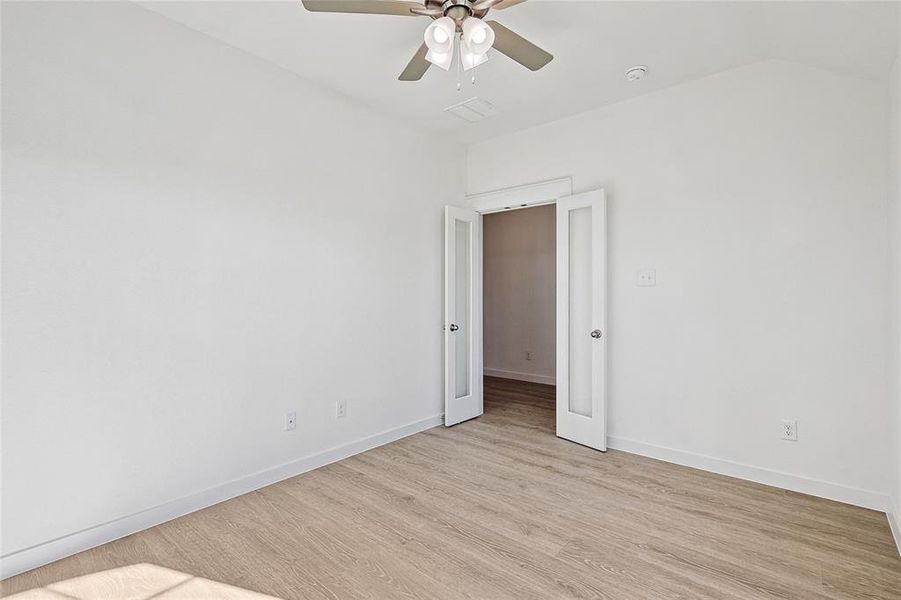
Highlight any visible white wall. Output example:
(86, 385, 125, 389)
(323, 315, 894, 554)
(483, 205, 555, 384)
(890, 30, 901, 544)
(1, 0, 462, 567)
(468, 60, 892, 507)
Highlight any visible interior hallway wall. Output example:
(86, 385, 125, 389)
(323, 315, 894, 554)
(483, 205, 556, 385)
(468, 60, 892, 509)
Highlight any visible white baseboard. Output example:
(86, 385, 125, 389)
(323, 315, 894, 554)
(607, 436, 889, 512)
(4, 419, 892, 580)
(484, 368, 555, 386)
(0, 414, 444, 581)
(889, 507, 901, 557)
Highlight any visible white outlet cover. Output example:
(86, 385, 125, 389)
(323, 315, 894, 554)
(781, 419, 798, 441)
(336, 399, 347, 418)
(285, 411, 296, 431)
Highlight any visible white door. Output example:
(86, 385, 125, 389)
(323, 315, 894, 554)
(444, 206, 483, 426)
(556, 190, 607, 450)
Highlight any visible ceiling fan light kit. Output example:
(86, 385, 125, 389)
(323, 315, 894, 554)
(301, 0, 552, 82)
(462, 17, 494, 54)
(460, 45, 489, 71)
(426, 48, 454, 71)
(425, 16, 493, 72)
(425, 16, 455, 53)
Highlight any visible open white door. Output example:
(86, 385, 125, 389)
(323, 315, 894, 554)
(444, 206, 483, 426)
(556, 190, 607, 450)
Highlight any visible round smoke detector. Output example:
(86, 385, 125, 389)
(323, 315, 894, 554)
(625, 65, 648, 81)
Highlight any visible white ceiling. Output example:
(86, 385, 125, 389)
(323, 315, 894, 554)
(140, 1, 899, 144)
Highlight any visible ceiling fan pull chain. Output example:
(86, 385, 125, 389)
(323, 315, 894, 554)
(456, 34, 464, 91)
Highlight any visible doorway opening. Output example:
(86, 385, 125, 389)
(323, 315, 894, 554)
(482, 204, 557, 434)
(444, 185, 607, 451)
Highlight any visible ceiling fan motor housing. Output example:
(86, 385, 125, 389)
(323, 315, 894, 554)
(435, 0, 487, 27)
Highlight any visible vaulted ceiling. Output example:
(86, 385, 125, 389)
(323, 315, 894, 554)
(141, 1, 899, 143)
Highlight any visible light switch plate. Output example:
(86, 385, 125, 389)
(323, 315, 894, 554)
(637, 269, 657, 287)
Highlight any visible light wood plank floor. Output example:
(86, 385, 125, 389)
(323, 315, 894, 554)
(4, 377, 900, 599)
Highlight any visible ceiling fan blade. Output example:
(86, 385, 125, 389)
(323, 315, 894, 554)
(410, 6, 444, 16)
(487, 21, 552, 71)
(398, 43, 431, 81)
(301, 0, 424, 17)
(473, 0, 526, 10)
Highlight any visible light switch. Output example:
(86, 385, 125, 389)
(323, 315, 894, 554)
(636, 269, 656, 287)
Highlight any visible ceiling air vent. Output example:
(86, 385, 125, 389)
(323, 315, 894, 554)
(445, 97, 497, 122)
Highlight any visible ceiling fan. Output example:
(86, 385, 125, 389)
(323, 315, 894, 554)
(301, 0, 552, 81)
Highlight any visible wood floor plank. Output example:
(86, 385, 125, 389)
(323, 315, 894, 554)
(3, 376, 899, 599)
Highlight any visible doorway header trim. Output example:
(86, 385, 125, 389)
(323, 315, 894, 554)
(465, 177, 573, 214)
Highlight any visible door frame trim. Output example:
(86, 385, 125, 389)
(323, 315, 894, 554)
(465, 177, 572, 214)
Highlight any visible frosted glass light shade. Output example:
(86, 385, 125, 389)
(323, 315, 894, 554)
(426, 48, 454, 71)
(460, 47, 488, 71)
(462, 18, 494, 54)
(424, 17, 455, 54)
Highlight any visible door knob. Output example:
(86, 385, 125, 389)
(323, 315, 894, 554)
(449, 324, 460, 332)
(590, 329, 602, 339)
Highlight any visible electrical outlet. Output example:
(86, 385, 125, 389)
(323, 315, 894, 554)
(636, 269, 657, 287)
(781, 419, 798, 441)
(285, 411, 296, 431)
(336, 399, 347, 419)
(526, 351, 533, 361)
